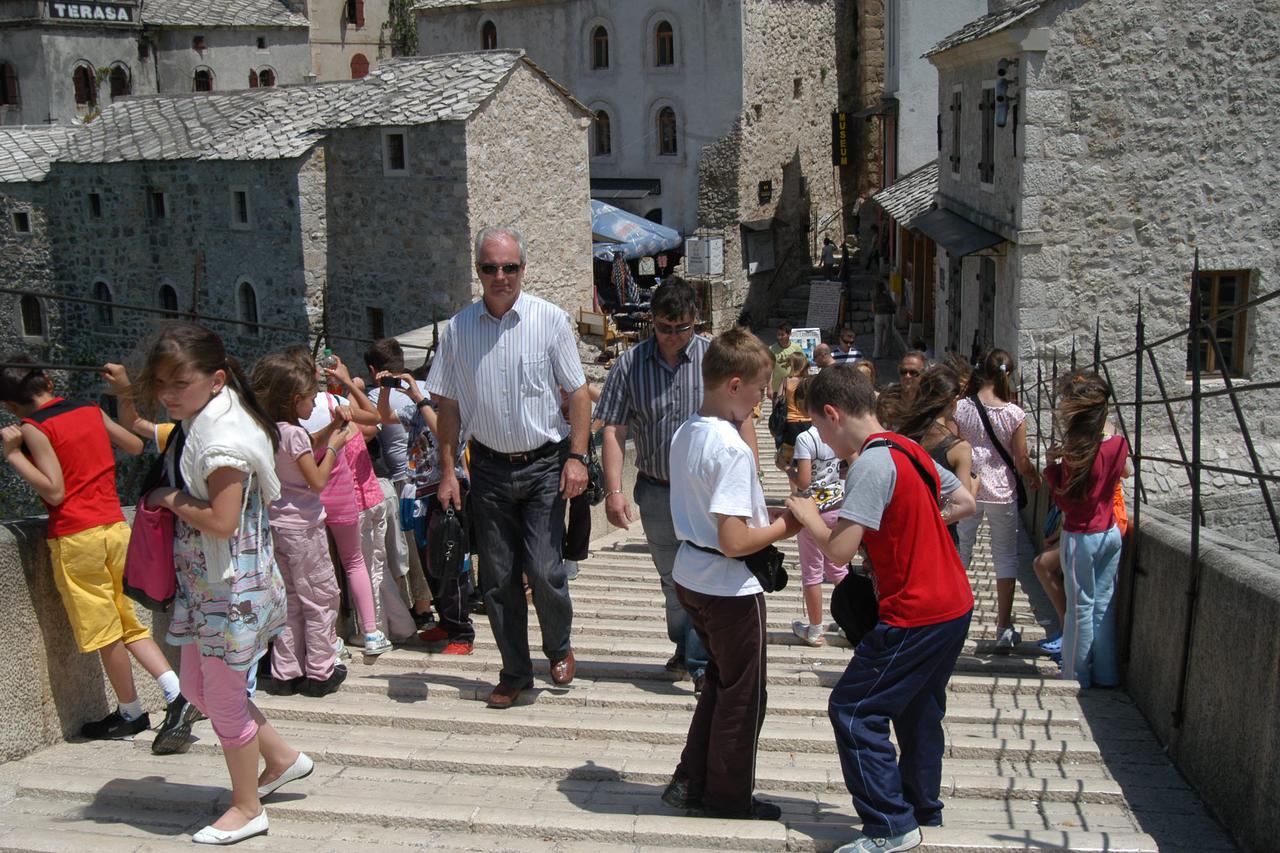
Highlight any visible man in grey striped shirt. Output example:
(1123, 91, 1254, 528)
(426, 225, 591, 710)
(597, 276, 710, 690)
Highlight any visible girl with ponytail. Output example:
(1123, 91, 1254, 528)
(1043, 372, 1131, 689)
(898, 364, 979, 543)
(135, 323, 309, 844)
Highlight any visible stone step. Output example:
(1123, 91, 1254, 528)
(229, 690, 1103, 763)
(5, 762, 1160, 852)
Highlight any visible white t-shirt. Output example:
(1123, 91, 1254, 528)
(793, 426, 844, 511)
(300, 391, 347, 434)
(669, 413, 768, 597)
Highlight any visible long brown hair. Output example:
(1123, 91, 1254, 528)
(251, 353, 317, 426)
(965, 348, 1016, 403)
(135, 323, 280, 451)
(1049, 371, 1111, 501)
(898, 364, 961, 442)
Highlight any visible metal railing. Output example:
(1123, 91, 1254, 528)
(1012, 251, 1277, 729)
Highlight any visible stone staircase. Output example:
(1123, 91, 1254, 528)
(0, 418, 1237, 851)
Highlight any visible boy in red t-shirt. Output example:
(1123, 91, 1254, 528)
(1, 358, 189, 749)
(787, 366, 976, 853)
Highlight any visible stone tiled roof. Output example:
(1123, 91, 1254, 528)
(0, 127, 76, 183)
(925, 0, 1051, 56)
(141, 0, 310, 28)
(56, 51, 551, 164)
(871, 160, 938, 227)
(414, 0, 526, 12)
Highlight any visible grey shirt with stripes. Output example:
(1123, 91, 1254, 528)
(425, 290, 586, 454)
(595, 334, 708, 482)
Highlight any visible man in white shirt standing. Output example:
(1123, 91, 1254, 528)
(427, 225, 591, 709)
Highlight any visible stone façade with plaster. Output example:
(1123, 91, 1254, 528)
(297, 0, 392, 81)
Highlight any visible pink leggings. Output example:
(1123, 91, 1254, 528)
(180, 643, 258, 749)
(798, 508, 849, 587)
(326, 519, 377, 634)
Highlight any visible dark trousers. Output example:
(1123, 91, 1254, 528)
(674, 583, 767, 814)
(829, 610, 972, 838)
(417, 495, 475, 643)
(470, 449, 574, 686)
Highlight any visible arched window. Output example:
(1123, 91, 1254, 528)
(108, 64, 129, 99)
(345, 0, 365, 27)
(72, 64, 96, 107)
(238, 280, 259, 333)
(593, 109, 611, 157)
(481, 20, 497, 50)
(158, 284, 179, 316)
(258, 68, 276, 87)
(350, 53, 369, 79)
(193, 67, 214, 92)
(20, 295, 43, 338)
(591, 26, 609, 69)
(657, 106, 677, 155)
(0, 62, 19, 107)
(249, 69, 258, 88)
(93, 281, 114, 327)
(655, 20, 674, 66)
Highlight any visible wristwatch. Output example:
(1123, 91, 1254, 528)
(566, 452, 588, 465)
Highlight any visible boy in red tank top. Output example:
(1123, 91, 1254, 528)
(787, 366, 977, 853)
(1, 358, 189, 749)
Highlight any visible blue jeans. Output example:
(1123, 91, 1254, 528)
(1060, 526, 1122, 688)
(829, 611, 972, 838)
(470, 449, 574, 687)
(635, 477, 708, 679)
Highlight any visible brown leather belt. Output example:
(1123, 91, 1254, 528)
(470, 439, 565, 465)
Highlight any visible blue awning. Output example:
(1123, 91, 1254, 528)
(591, 200, 683, 261)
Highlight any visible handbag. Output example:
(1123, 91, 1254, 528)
(584, 431, 605, 507)
(969, 395, 1028, 510)
(830, 569, 878, 645)
(123, 495, 177, 611)
(684, 541, 789, 593)
(767, 394, 787, 437)
(428, 504, 469, 581)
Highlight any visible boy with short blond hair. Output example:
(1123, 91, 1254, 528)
(0, 357, 191, 750)
(661, 328, 801, 821)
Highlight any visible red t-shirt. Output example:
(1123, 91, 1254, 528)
(841, 432, 974, 628)
(1045, 435, 1130, 534)
(22, 398, 125, 537)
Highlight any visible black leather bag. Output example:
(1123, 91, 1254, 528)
(685, 541, 789, 593)
(767, 395, 787, 437)
(428, 506, 469, 581)
(831, 570, 879, 645)
(584, 432, 605, 507)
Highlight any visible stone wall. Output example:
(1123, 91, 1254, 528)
(464, 60, 593, 315)
(0, 181, 56, 356)
(34, 26, 153, 124)
(852, 0, 885, 196)
(305, 0, 391, 81)
(1126, 504, 1280, 853)
(153, 26, 312, 93)
(321, 122, 474, 366)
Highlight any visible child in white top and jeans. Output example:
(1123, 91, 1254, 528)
(661, 328, 801, 821)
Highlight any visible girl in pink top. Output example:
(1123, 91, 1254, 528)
(953, 349, 1041, 653)
(1044, 372, 1131, 688)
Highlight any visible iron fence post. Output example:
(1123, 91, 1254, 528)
(1173, 251, 1203, 729)
(1124, 296, 1146, 665)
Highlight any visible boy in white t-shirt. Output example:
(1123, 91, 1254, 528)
(661, 328, 801, 822)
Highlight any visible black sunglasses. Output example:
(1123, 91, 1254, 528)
(478, 263, 523, 275)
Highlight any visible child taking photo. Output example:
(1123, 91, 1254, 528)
(135, 324, 309, 845)
(1043, 372, 1131, 689)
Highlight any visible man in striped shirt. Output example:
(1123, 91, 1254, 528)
(597, 276, 710, 690)
(426, 225, 591, 710)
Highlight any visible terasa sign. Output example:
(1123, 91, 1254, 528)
(48, 2, 134, 22)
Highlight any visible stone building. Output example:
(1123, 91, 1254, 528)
(0, 50, 593, 371)
(415, 0, 869, 326)
(925, 0, 1279, 538)
(294, 0, 393, 81)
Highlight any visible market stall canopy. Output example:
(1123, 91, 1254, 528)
(591, 200, 683, 261)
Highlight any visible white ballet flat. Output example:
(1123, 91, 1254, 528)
(256, 751, 314, 798)
(192, 808, 268, 845)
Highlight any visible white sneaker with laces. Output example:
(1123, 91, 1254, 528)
(994, 626, 1021, 654)
(834, 827, 922, 853)
(363, 630, 392, 659)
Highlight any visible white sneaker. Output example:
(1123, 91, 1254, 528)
(994, 626, 1021, 655)
(834, 827, 922, 853)
(363, 630, 392, 660)
(192, 809, 269, 845)
(792, 620, 827, 647)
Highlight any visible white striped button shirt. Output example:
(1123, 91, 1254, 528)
(595, 334, 708, 482)
(425, 291, 586, 454)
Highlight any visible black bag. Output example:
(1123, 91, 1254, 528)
(969, 395, 1028, 510)
(684, 541, 789, 593)
(767, 394, 787, 437)
(830, 570, 879, 645)
(428, 505, 469, 581)
(584, 431, 605, 507)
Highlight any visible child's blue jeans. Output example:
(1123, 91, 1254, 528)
(1061, 525, 1123, 688)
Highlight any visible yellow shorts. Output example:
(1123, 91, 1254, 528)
(47, 521, 151, 653)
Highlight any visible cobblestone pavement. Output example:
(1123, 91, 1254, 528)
(0, 412, 1237, 851)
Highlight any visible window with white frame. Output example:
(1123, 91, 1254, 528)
(230, 187, 250, 228)
(382, 129, 408, 175)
